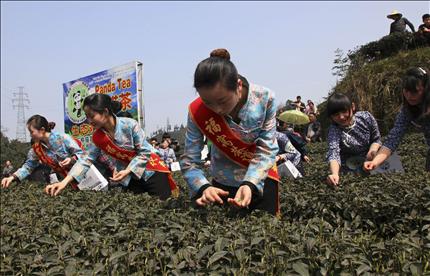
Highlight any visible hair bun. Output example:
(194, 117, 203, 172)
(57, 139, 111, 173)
(48, 122, 56, 131)
(210, 48, 230, 60)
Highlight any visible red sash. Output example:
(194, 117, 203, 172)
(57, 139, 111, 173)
(189, 97, 279, 182)
(32, 142, 79, 189)
(92, 129, 179, 197)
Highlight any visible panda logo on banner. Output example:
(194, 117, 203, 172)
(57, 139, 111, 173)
(66, 81, 89, 124)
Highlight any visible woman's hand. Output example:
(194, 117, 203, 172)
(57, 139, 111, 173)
(366, 150, 377, 161)
(366, 148, 379, 161)
(59, 157, 73, 168)
(227, 185, 252, 208)
(303, 155, 311, 163)
(45, 181, 68, 196)
(196, 187, 229, 206)
(363, 161, 377, 172)
(1, 176, 15, 188)
(363, 147, 391, 172)
(367, 143, 382, 161)
(326, 174, 340, 186)
(109, 169, 131, 182)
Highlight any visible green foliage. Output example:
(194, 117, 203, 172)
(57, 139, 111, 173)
(332, 48, 350, 79)
(341, 32, 428, 74)
(1, 134, 429, 274)
(0, 131, 30, 169)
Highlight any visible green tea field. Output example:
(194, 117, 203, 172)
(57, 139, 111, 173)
(1, 134, 429, 275)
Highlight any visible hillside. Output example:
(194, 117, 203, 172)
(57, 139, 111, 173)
(319, 36, 430, 135)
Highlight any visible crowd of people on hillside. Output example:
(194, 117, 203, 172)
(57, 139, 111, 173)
(1, 47, 429, 217)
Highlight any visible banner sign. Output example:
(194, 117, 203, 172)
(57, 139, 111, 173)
(63, 61, 143, 149)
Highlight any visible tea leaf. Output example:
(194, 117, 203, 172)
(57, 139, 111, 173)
(292, 262, 309, 276)
(207, 251, 228, 267)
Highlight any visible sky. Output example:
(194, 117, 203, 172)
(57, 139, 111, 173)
(1, 1, 429, 141)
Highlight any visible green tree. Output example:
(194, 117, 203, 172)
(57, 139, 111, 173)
(0, 132, 30, 171)
(331, 48, 350, 79)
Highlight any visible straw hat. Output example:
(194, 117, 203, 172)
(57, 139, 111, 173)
(387, 10, 402, 19)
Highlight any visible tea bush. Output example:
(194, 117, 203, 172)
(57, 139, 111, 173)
(348, 32, 427, 66)
(1, 134, 429, 275)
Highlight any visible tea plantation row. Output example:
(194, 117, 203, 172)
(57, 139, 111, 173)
(1, 134, 429, 275)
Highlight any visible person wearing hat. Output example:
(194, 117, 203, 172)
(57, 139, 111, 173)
(387, 10, 415, 35)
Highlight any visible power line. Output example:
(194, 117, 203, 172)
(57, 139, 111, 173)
(12, 86, 30, 142)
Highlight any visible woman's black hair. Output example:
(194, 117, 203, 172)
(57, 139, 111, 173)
(83, 93, 122, 116)
(402, 67, 430, 119)
(116, 111, 133, 118)
(161, 137, 170, 144)
(194, 48, 238, 91)
(326, 93, 353, 117)
(27, 115, 56, 132)
(239, 74, 249, 90)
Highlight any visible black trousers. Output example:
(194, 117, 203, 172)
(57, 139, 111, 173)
(126, 171, 172, 200)
(212, 178, 280, 216)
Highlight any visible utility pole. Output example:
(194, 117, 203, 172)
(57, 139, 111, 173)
(12, 87, 30, 142)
